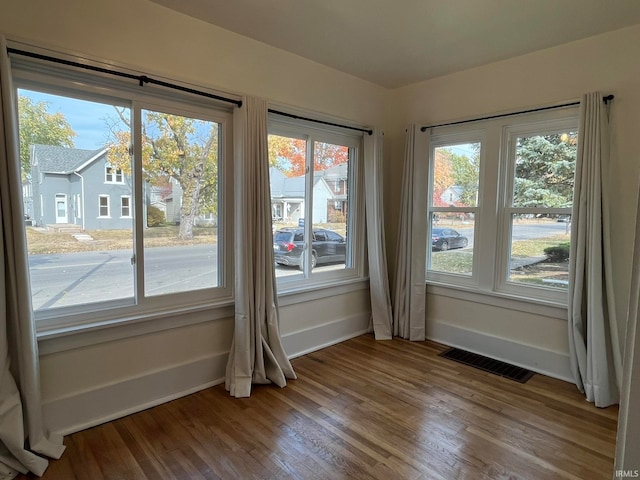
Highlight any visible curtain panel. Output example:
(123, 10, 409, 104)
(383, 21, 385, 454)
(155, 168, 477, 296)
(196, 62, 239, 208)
(225, 96, 296, 398)
(0, 36, 65, 478)
(392, 125, 428, 340)
(568, 91, 622, 407)
(364, 129, 393, 339)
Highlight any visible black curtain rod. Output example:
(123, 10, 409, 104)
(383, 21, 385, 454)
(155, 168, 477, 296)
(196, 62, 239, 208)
(6, 47, 243, 108)
(269, 109, 373, 135)
(420, 95, 614, 132)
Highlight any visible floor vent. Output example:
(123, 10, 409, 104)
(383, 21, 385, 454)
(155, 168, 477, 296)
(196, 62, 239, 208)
(439, 347, 535, 383)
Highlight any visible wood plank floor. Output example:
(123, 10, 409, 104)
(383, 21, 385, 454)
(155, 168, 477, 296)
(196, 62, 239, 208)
(20, 335, 619, 479)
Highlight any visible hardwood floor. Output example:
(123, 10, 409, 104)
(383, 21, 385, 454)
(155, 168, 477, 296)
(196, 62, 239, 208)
(21, 335, 618, 479)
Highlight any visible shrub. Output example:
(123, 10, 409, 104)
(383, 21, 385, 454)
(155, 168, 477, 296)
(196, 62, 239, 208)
(544, 242, 570, 262)
(328, 211, 346, 223)
(147, 205, 166, 227)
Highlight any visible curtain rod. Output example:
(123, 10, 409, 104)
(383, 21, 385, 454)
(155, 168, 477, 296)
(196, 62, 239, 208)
(420, 95, 614, 132)
(6, 47, 243, 108)
(269, 109, 373, 135)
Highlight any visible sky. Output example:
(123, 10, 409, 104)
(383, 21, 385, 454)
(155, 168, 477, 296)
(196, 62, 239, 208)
(18, 88, 128, 150)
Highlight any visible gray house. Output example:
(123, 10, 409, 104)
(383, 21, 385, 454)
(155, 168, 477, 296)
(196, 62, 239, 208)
(29, 144, 133, 230)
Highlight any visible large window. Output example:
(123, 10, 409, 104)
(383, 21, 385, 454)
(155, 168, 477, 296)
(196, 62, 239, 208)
(426, 108, 578, 304)
(427, 138, 482, 281)
(15, 65, 232, 323)
(268, 119, 364, 288)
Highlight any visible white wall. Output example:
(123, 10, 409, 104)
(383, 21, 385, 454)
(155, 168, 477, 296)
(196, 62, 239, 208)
(0, 0, 381, 434)
(388, 24, 640, 378)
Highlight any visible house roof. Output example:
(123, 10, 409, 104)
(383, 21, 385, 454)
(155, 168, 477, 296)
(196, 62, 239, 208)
(314, 163, 348, 181)
(269, 167, 332, 199)
(31, 144, 107, 174)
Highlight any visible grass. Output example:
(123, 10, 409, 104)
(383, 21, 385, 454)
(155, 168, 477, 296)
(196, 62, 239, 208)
(510, 234, 570, 258)
(430, 234, 571, 281)
(26, 225, 218, 255)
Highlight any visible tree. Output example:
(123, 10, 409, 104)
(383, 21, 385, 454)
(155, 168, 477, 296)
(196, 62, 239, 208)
(513, 133, 577, 208)
(432, 149, 455, 207)
(108, 110, 219, 240)
(267, 136, 349, 177)
(268, 135, 305, 176)
(449, 146, 480, 207)
(18, 95, 75, 180)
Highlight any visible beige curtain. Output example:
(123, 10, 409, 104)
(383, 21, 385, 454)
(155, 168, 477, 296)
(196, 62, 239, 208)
(364, 129, 393, 339)
(568, 92, 622, 407)
(225, 96, 296, 398)
(0, 36, 65, 478)
(392, 125, 427, 340)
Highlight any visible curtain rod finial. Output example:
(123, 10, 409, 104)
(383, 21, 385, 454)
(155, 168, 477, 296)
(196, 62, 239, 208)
(603, 94, 614, 104)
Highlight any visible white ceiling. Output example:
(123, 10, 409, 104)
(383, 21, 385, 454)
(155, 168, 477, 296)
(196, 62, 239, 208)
(150, 0, 640, 89)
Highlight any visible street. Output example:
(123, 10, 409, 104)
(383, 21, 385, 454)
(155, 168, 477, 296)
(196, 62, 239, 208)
(29, 244, 219, 311)
(445, 221, 569, 249)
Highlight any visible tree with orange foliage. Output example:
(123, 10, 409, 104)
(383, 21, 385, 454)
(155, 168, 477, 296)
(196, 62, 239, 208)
(432, 149, 455, 207)
(268, 136, 349, 177)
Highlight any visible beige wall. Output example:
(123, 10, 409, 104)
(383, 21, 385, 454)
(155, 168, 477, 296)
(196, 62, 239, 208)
(2, 0, 640, 462)
(388, 24, 640, 362)
(0, 0, 381, 433)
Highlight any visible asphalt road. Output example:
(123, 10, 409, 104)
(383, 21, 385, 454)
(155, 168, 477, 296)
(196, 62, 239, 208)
(29, 244, 219, 311)
(446, 221, 570, 249)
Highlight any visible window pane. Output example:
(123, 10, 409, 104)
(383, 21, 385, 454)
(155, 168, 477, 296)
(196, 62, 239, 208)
(512, 133, 577, 208)
(141, 109, 220, 296)
(18, 89, 134, 312)
(428, 212, 474, 275)
(311, 141, 350, 273)
(432, 143, 481, 208)
(508, 215, 571, 288)
(269, 134, 307, 280)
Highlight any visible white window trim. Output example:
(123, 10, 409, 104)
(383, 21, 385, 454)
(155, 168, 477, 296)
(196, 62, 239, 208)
(427, 130, 485, 289)
(12, 47, 235, 331)
(105, 165, 125, 184)
(425, 106, 580, 307)
(268, 117, 366, 292)
(98, 194, 110, 218)
(120, 195, 131, 218)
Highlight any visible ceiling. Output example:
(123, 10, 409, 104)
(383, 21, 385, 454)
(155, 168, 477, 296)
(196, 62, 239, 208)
(150, 0, 640, 89)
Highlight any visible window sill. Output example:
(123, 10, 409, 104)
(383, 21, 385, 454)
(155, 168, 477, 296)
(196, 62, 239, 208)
(426, 281, 567, 320)
(37, 300, 234, 355)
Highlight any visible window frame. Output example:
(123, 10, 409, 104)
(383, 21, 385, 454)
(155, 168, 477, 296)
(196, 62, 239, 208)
(268, 116, 366, 292)
(427, 130, 485, 288)
(120, 195, 131, 218)
(98, 194, 110, 218)
(425, 106, 580, 306)
(12, 56, 235, 329)
(105, 165, 124, 184)
(495, 117, 579, 303)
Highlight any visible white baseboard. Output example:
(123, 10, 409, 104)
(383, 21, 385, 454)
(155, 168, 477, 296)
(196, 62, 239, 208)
(428, 321, 573, 382)
(44, 313, 371, 436)
(43, 352, 228, 436)
(282, 312, 372, 359)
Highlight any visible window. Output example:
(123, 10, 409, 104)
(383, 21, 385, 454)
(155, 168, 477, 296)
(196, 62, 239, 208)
(105, 165, 124, 183)
(500, 123, 577, 298)
(426, 107, 578, 304)
(268, 119, 364, 288)
(98, 195, 110, 217)
(427, 138, 481, 281)
(120, 195, 131, 217)
(14, 59, 233, 324)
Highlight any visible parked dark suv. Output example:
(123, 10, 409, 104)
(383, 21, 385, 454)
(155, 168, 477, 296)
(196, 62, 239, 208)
(273, 227, 346, 269)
